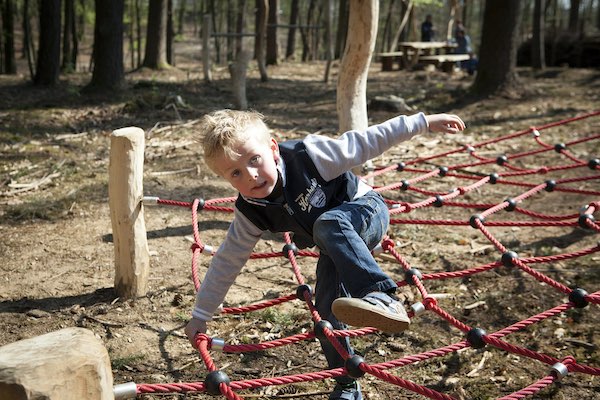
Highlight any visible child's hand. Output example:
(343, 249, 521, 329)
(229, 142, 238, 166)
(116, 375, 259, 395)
(185, 317, 208, 349)
(426, 114, 466, 134)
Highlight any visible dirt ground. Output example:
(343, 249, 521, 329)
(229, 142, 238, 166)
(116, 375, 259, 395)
(1, 43, 599, 399)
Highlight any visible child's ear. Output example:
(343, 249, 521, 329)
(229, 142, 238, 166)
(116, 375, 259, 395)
(270, 137, 280, 160)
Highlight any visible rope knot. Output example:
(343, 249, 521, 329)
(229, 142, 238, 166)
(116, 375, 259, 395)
(381, 238, 395, 250)
(423, 297, 438, 309)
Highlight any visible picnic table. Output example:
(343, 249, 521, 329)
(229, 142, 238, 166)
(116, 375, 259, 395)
(398, 41, 457, 69)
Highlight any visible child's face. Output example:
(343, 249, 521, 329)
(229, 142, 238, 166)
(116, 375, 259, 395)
(213, 128, 280, 199)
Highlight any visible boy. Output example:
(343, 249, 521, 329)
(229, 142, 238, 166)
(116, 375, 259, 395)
(186, 109, 465, 400)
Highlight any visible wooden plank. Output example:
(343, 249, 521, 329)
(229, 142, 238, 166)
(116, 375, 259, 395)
(420, 54, 471, 62)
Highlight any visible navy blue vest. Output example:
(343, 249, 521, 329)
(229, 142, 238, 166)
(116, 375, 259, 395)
(235, 140, 360, 248)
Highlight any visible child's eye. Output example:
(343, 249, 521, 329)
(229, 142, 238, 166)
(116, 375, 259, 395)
(250, 155, 261, 164)
(231, 170, 240, 178)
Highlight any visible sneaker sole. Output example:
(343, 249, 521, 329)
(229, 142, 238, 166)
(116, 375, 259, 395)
(332, 298, 410, 334)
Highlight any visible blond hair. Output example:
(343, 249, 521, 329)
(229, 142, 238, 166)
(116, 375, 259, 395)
(199, 109, 271, 172)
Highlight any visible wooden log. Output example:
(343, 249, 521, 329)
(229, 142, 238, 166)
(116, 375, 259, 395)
(109, 127, 149, 299)
(0, 328, 113, 400)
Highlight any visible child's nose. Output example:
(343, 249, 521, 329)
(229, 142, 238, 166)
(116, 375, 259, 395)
(247, 167, 258, 180)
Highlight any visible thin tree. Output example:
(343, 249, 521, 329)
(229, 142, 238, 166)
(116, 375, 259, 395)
(568, 0, 581, 32)
(143, 0, 169, 69)
(166, 0, 174, 65)
(34, 0, 61, 86)
(323, 0, 333, 83)
(256, 0, 268, 81)
(62, 0, 78, 72)
(532, 0, 546, 70)
(285, 0, 298, 59)
(471, 0, 523, 97)
(177, 0, 187, 35)
(266, 0, 278, 65)
(22, 0, 35, 79)
(334, 0, 348, 59)
(1, 0, 16, 74)
(87, 0, 125, 91)
(337, 0, 378, 132)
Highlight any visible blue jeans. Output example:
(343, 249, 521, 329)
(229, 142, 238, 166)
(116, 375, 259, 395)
(312, 191, 396, 384)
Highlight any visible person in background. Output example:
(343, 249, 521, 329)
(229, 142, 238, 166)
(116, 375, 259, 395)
(185, 109, 466, 400)
(421, 14, 435, 42)
(455, 26, 478, 75)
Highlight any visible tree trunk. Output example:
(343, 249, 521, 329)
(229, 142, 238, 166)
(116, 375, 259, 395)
(166, 0, 174, 65)
(235, 0, 246, 57)
(285, 0, 298, 59)
(568, 0, 581, 32)
(337, 0, 378, 132)
(177, 0, 187, 35)
(62, 0, 77, 72)
(323, 0, 333, 82)
(34, 0, 61, 86)
(532, 0, 546, 70)
(135, 0, 142, 68)
(22, 0, 35, 79)
(266, 0, 278, 65)
(87, 0, 125, 91)
(1, 0, 16, 74)
(471, 0, 523, 97)
(143, 0, 169, 69)
(335, 0, 348, 59)
(256, 0, 268, 81)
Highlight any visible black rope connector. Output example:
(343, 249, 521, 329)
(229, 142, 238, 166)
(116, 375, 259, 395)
(569, 288, 589, 308)
(282, 243, 299, 258)
(433, 195, 444, 208)
(544, 180, 556, 192)
(496, 155, 508, 166)
(505, 198, 517, 212)
(345, 355, 366, 378)
(404, 268, 423, 285)
(554, 143, 567, 153)
(396, 162, 406, 171)
(438, 166, 449, 177)
(488, 173, 499, 184)
(578, 214, 596, 229)
(296, 284, 313, 301)
(501, 251, 519, 267)
(400, 180, 410, 191)
(469, 214, 485, 228)
(588, 158, 599, 170)
(204, 370, 231, 395)
(466, 327, 487, 349)
(196, 198, 206, 211)
(314, 320, 334, 342)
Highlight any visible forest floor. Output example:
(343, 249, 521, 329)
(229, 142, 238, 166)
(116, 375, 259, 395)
(1, 42, 600, 400)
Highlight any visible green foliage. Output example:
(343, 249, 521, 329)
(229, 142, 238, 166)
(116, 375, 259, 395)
(111, 354, 145, 370)
(413, 0, 444, 7)
(258, 308, 297, 327)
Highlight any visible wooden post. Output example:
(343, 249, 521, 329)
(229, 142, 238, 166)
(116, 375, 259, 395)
(202, 14, 212, 82)
(109, 127, 149, 299)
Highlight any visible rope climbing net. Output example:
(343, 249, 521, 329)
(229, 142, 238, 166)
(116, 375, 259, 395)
(130, 111, 599, 399)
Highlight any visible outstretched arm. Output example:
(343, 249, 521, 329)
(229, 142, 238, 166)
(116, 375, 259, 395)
(426, 113, 466, 134)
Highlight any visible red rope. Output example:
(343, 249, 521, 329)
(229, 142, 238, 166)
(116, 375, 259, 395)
(134, 111, 600, 399)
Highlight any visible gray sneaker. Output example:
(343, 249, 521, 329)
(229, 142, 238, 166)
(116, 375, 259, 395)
(332, 292, 410, 334)
(329, 381, 362, 400)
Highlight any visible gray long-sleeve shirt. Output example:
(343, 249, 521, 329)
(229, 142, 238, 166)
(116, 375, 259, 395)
(192, 112, 429, 321)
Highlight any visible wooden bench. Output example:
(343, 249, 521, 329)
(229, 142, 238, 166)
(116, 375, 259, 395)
(419, 54, 471, 73)
(375, 51, 404, 71)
